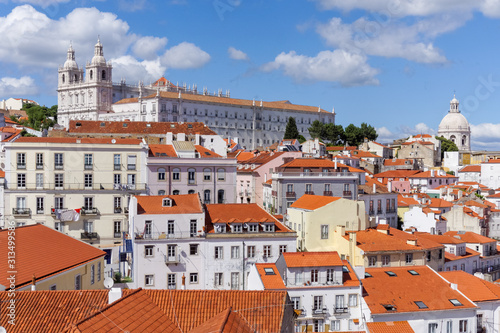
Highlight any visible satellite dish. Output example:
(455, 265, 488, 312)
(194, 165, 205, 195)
(104, 277, 114, 289)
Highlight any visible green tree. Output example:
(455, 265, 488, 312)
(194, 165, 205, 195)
(21, 103, 57, 131)
(360, 122, 378, 142)
(283, 117, 299, 139)
(324, 123, 345, 145)
(436, 136, 458, 159)
(344, 124, 363, 146)
(308, 120, 324, 139)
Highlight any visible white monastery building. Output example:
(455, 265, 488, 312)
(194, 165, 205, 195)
(437, 95, 471, 151)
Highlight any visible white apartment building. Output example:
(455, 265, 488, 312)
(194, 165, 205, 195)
(57, 41, 336, 149)
(248, 252, 363, 333)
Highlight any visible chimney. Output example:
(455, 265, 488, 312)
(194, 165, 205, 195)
(431, 169, 435, 177)
(108, 287, 122, 304)
(177, 133, 186, 141)
(195, 133, 200, 145)
(373, 183, 377, 194)
(450, 283, 458, 290)
(166, 132, 173, 145)
(388, 181, 392, 193)
(334, 157, 338, 169)
(336, 225, 345, 236)
(182, 274, 186, 290)
(31, 274, 36, 291)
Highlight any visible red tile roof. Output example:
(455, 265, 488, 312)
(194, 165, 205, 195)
(351, 150, 382, 158)
(366, 321, 415, 333)
(124, 289, 291, 333)
(149, 144, 178, 157)
(234, 151, 255, 161)
(283, 251, 343, 268)
(67, 289, 181, 333)
(440, 270, 500, 302)
(0, 224, 105, 289)
(238, 152, 287, 171)
(195, 145, 223, 158)
(459, 165, 481, 172)
(429, 198, 454, 208)
(326, 146, 357, 151)
(189, 307, 254, 333)
(408, 170, 457, 179)
(136, 194, 203, 215)
(289, 194, 341, 210)
(363, 266, 476, 314)
(0, 289, 108, 333)
(444, 231, 495, 244)
(383, 159, 414, 166)
(255, 263, 286, 289)
(14, 137, 143, 145)
(374, 170, 421, 178)
(68, 120, 217, 135)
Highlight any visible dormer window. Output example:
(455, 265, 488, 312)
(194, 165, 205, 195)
(232, 224, 242, 233)
(214, 224, 226, 233)
(162, 198, 172, 207)
(247, 224, 258, 232)
(263, 224, 275, 232)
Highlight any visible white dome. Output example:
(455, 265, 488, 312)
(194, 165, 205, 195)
(91, 39, 106, 65)
(438, 112, 470, 132)
(63, 59, 78, 69)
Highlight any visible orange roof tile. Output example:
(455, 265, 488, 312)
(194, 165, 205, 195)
(414, 134, 432, 138)
(195, 145, 222, 158)
(464, 200, 488, 208)
(0, 290, 108, 333)
(0, 224, 105, 289)
(429, 198, 454, 208)
(459, 165, 481, 172)
(363, 266, 476, 314)
(14, 137, 143, 145)
(416, 233, 465, 245)
(68, 120, 217, 135)
(351, 150, 382, 158)
(383, 159, 414, 166)
(149, 144, 177, 157)
(234, 151, 255, 161)
(374, 170, 421, 178)
(283, 251, 343, 268)
(136, 194, 203, 215)
(255, 263, 286, 289)
(444, 231, 495, 244)
(238, 152, 287, 171)
(487, 159, 500, 163)
(189, 307, 254, 333)
(408, 170, 457, 179)
(124, 289, 290, 333)
(440, 270, 500, 302)
(68, 289, 181, 333)
(444, 247, 480, 261)
(289, 194, 341, 210)
(326, 146, 357, 151)
(366, 321, 415, 333)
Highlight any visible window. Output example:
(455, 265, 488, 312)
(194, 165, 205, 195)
(446, 321, 452, 333)
(172, 190, 180, 195)
(313, 320, 323, 332)
(305, 183, 312, 193)
(190, 244, 198, 255)
(36, 173, 43, 188)
(382, 255, 390, 266)
(231, 246, 240, 259)
(279, 245, 287, 254)
(291, 297, 300, 310)
(263, 245, 272, 257)
(55, 197, 64, 210)
(84, 174, 93, 189)
(415, 301, 428, 309)
(203, 168, 211, 181)
(75, 275, 81, 290)
(324, 183, 330, 192)
(450, 299, 463, 306)
(17, 153, 26, 169)
(167, 245, 177, 261)
(320, 225, 329, 239)
(167, 220, 175, 235)
(247, 246, 256, 258)
(167, 274, 176, 289)
(295, 272, 303, 285)
(215, 246, 223, 259)
(190, 273, 198, 284)
(406, 253, 413, 264)
(313, 296, 323, 310)
(311, 269, 318, 283)
(84, 197, 93, 210)
(459, 320, 467, 333)
(55, 153, 63, 169)
(84, 221, 93, 233)
(190, 220, 197, 237)
(248, 224, 258, 232)
(16, 197, 26, 210)
(287, 184, 293, 193)
(217, 168, 225, 181)
(127, 155, 137, 170)
(217, 189, 225, 204)
(90, 264, 95, 285)
(55, 173, 64, 189)
(335, 295, 345, 309)
(264, 224, 275, 232)
(97, 262, 101, 282)
(188, 168, 196, 184)
(204, 190, 211, 204)
(326, 269, 334, 283)
(17, 173, 26, 188)
(114, 221, 121, 237)
(438, 249, 443, 259)
(144, 220, 152, 237)
(349, 294, 358, 307)
(158, 168, 166, 180)
(36, 197, 44, 214)
(331, 320, 340, 331)
(144, 274, 154, 286)
(84, 154, 93, 169)
(368, 256, 377, 267)
(428, 323, 438, 333)
(214, 273, 223, 287)
(145, 245, 154, 257)
(231, 272, 239, 290)
(127, 174, 136, 188)
(114, 154, 121, 170)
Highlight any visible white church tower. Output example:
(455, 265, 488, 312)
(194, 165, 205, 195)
(437, 95, 471, 151)
(57, 39, 113, 128)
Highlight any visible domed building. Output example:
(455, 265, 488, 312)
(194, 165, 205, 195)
(438, 95, 471, 151)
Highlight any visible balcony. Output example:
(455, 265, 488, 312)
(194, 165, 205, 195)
(12, 208, 31, 216)
(114, 207, 122, 213)
(323, 191, 333, 196)
(84, 164, 93, 170)
(377, 209, 383, 214)
(273, 171, 357, 179)
(36, 209, 44, 214)
(17, 163, 26, 170)
(334, 306, 349, 314)
(369, 209, 375, 215)
(114, 232, 122, 238)
(245, 190, 252, 196)
(305, 191, 315, 195)
(343, 190, 352, 197)
(165, 254, 180, 265)
(6, 182, 148, 192)
(54, 163, 64, 170)
(81, 232, 98, 240)
(286, 192, 296, 198)
(36, 163, 43, 170)
(114, 164, 121, 171)
(127, 164, 136, 170)
(81, 207, 99, 215)
(312, 307, 328, 316)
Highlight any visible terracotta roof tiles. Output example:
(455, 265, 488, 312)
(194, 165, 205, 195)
(189, 307, 254, 333)
(283, 251, 343, 268)
(289, 194, 341, 210)
(136, 194, 203, 215)
(14, 137, 143, 145)
(440, 270, 500, 302)
(459, 165, 481, 172)
(68, 120, 217, 135)
(444, 231, 495, 244)
(366, 321, 415, 333)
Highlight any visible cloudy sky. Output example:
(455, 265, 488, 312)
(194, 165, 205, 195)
(1, 0, 500, 149)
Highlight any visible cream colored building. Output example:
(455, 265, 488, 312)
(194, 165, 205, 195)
(3, 137, 149, 253)
(286, 194, 371, 252)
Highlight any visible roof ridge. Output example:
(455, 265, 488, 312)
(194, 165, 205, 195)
(219, 306, 232, 332)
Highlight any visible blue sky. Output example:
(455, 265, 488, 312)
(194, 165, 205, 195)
(1, 0, 500, 149)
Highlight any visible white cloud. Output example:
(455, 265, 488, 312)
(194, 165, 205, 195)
(471, 123, 500, 142)
(12, 0, 70, 7)
(228, 46, 249, 61)
(376, 126, 394, 139)
(316, 15, 468, 64)
(132, 36, 168, 60)
(262, 50, 379, 86)
(313, 0, 500, 18)
(161, 42, 211, 69)
(398, 122, 436, 137)
(0, 76, 38, 98)
(111, 56, 166, 84)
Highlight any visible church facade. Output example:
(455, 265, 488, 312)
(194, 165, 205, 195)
(438, 95, 471, 151)
(56, 40, 336, 149)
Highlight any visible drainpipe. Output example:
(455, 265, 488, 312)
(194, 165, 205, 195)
(242, 241, 245, 290)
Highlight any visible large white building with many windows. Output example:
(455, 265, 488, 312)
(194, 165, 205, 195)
(57, 41, 336, 149)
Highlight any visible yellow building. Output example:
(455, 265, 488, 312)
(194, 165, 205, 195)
(0, 224, 106, 291)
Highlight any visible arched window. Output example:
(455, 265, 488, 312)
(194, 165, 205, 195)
(158, 190, 166, 195)
(102, 70, 106, 80)
(74, 74, 78, 82)
(188, 168, 196, 184)
(203, 168, 211, 181)
(462, 135, 467, 146)
(173, 190, 180, 195)
(188, 190, 195, 194)
(218, 189, 225, 204)
(204, 190, 211, 204)
(62, 74, 65, 83)
(172, 168, 180, 181)
(158, 168, 166, 181)
(217, 168, 225, 181)
(450, 135, 456, 143)
(90, 70, 93, 80)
